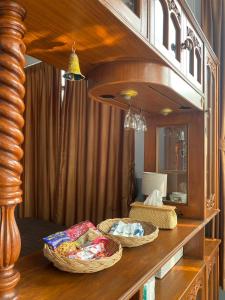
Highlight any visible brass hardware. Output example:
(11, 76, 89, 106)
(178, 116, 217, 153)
(181, 39, 193, 51)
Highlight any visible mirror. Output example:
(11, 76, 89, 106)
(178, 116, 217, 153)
(122, 0, 138, 14)
(157, 125, 188, 204)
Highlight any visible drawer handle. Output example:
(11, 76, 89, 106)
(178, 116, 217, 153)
(181, 39, 193, 51)
(171, 43, 176, 52)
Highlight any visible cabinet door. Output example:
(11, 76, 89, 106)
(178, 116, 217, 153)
(153, 0, 182, 70)
(205, 52, 218, 211)
(182, 20, 204, 92)
(101, 0, 148, 38)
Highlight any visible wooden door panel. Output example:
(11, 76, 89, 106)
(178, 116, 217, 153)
(153, 0, 182, 70)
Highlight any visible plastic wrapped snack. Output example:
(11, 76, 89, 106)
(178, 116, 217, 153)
(43, 231, 71, 250)
(68, 243, 105, 260)
(66, 221, 96, 241)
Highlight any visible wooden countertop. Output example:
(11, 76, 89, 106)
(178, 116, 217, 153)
(17, 211, 219, 300)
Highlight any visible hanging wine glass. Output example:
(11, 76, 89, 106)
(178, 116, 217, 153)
(124, 108, 132, 130)
(141, 114, 147, 132)
(124, 107, 137, 130)
(130, 111, 137, 129)
(137, 110, 147, 132)
(135, 114, 143, 132)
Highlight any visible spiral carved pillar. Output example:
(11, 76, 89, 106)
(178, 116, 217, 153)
(0, 1, 26, 299)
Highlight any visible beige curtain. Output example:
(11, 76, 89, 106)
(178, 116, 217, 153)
(55, 80, 134, 226)
(202, 0, 225, 288)
(19, 62, 62, 220)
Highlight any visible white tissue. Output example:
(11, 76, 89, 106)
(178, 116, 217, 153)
(110, 221, 144, 237)
(144, 190, 163, 207)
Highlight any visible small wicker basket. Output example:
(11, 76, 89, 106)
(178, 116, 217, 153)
(43, 230, 122, 273)
(129, 202, 177, 229)
(97, 218, 159, 248)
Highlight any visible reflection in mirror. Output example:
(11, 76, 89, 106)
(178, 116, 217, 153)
(122, 0, 137, 14)
(157, 125, 188, 204)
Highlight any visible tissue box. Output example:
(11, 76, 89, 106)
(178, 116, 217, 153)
(143, 276, 155, 300)
(156, 248, 183, 279)
(129, 202, 177, 229)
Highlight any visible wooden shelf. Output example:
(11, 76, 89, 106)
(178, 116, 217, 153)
(155, 258, 204, 300)
(205, 238, 221, 262)
(17, 211, 218, 300)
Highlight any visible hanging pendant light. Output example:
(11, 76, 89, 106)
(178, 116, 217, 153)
(63, 42, 85, 81)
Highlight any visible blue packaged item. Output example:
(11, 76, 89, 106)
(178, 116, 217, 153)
(43, 231, 71, 249)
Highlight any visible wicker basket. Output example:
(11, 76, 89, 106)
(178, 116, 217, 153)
(129, 202, 177, 229)
(43, 230, 122, 273)
(97, 218, 159, 247)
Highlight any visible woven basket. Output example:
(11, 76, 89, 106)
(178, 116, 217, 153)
(97, 218, 159, 247)
(43, 230, 122, 273)
(129, 202, 177, 229)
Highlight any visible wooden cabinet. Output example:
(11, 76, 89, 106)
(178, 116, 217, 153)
(145, 111, 205, 219)
(152, 0, 182, 70)
(182, 19, 204, 92)
(8, 0, 219, 299)
(101, 0, 149, 38)
(151, 0, 204, 93)
(205, 239, 220, 300)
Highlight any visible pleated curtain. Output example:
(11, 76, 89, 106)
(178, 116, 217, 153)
(55, 80, 134, 225)
(19, 63, 61, 220)
(19, 62, 134, 226)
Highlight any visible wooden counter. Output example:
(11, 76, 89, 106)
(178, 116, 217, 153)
(17, 212, 218, 300)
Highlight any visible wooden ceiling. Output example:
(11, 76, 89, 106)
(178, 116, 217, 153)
(17, 0, 159, 74)
(16, 0, 203, 114)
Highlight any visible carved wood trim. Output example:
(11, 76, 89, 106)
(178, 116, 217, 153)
(185, 277, 203, 300)
(206, 193, 215, 209)
(167, 0, 181, 23)
(0, 1, 26, 299)
(207, 56, 216, 74)
(187, 26, 201, 54)
(207, 255, 216, 279)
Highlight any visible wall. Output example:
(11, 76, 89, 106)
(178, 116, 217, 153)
(25, 55, 41, 68)
(135, 131, 144, 199)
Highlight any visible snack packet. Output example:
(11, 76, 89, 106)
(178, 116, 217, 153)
(66, 221, 96, 241)
(43, 231, 71, 250)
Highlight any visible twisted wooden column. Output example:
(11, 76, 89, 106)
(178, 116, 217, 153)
(0, 1, 26, 299)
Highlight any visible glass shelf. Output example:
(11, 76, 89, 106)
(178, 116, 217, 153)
(157, 125, 188, 204)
